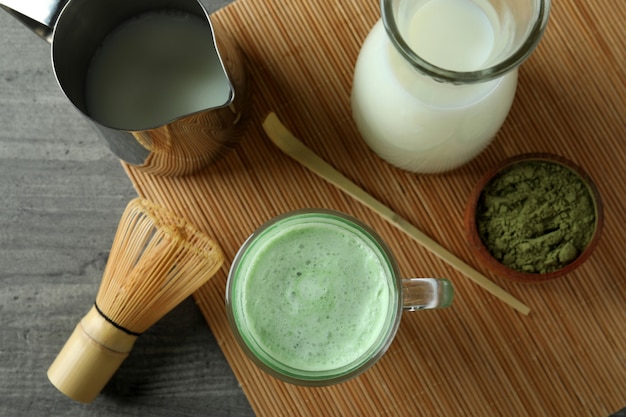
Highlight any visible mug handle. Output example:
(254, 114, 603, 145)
(402, 278, 454, 311)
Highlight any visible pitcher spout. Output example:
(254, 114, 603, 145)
(1, 0, 251, 177)
(0, 0, 68, 42)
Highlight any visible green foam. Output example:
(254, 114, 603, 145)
(232, 214, 394, 373)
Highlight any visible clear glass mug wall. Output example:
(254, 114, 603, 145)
(351, 0, 551, 173)
(226, 209, 454, 386)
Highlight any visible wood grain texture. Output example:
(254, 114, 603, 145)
(123, 0, 626, 416)
(0, 1, 255, 416)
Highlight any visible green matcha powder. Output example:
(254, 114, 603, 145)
(476, 161, 596, 274)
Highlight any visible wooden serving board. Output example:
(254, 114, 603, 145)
(123, 0, 626, 415)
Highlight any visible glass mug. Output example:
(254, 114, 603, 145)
(226, 209, 454, 386)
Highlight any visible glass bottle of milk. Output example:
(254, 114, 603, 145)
(351, 0, 551, 173)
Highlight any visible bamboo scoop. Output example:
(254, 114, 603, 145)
(262, 112, 530, 315)
(47, 198, 224, 403)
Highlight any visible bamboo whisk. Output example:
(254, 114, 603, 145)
(47, 198, 224, 403)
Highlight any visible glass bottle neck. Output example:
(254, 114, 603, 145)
(381, 0, 551, 84)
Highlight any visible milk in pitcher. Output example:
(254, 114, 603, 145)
(86, 11, 232, 130)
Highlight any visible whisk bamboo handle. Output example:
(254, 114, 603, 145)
(46, 198, 225, 403)
(47, 305, 138, 403)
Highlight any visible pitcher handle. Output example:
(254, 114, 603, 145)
(402, 278, 454, 311)
(0, 0, 69, 43)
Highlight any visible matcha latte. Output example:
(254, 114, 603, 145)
(226, 210, 402, 385)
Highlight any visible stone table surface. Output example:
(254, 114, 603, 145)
(1, 0, 625, 416)
(0, 1, 254, 416)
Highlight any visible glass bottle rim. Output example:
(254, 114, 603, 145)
(381, 0, 551, 84)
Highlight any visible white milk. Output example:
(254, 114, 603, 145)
(86, 11, 231, 130)
(408, 0, 494, 71)
(351, 0, 518, 173)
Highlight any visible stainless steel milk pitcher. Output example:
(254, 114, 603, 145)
(1, 0, 250, 176)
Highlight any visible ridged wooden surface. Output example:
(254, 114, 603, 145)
(124, 0, 626, 415)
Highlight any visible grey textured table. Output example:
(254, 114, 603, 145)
(0, 1, 254, 416)
(1, 1, 626, 416)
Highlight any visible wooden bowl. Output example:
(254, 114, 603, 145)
(465, 153, 604, 283)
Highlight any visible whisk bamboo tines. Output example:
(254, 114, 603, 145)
(47, 198, 224, 403)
